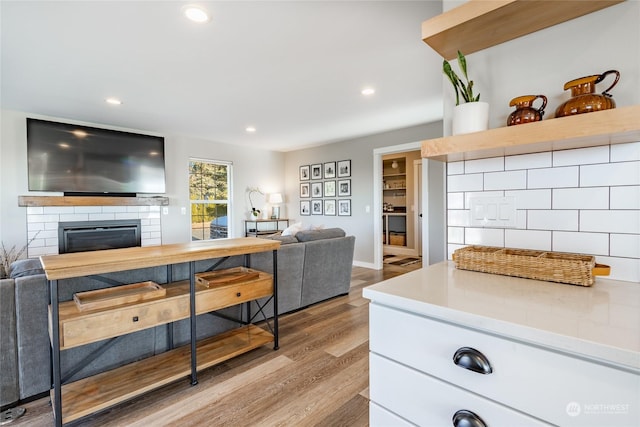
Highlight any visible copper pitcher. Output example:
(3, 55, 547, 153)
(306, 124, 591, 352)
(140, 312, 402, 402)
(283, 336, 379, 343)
(507, 95, 547, 126)
(555, 70, 619, 118)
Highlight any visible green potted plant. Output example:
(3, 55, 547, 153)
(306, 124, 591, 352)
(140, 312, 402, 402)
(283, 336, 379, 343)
(443, 51, 489, 135)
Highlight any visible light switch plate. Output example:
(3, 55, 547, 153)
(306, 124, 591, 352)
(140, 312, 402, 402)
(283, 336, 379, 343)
(469, 196, 517, 228)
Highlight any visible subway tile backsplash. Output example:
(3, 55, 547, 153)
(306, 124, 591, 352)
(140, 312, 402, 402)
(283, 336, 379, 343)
(447, 142, 640, 283)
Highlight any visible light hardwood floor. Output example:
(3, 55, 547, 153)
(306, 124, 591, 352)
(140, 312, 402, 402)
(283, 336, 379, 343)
(12, 262, 420, 427)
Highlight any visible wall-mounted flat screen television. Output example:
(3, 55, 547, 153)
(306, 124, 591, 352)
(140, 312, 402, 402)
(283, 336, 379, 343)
(27, 118, 166, 195)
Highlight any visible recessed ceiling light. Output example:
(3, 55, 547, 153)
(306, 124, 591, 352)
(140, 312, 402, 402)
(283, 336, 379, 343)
(183, 5, 210, 23)
(71, 130, 88, 139)
(245, 126, 256, 133)
(361, 87, 375, 96)
(105, 97, 122, 105)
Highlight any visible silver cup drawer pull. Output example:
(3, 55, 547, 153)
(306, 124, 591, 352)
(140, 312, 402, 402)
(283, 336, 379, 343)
(453, 347, 493, 374)
(452, 409, 487, 427)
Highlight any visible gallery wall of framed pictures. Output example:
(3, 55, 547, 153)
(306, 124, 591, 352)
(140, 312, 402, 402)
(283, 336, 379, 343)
(299, 159, 351, 216)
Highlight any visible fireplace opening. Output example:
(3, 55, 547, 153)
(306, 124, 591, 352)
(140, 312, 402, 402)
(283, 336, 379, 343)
(58, 220, 142, 254)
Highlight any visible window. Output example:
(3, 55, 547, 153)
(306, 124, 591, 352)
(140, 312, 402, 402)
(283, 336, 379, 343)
(189, 159, 232, 240)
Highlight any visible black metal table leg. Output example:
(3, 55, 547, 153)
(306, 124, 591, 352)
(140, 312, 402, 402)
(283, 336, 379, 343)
(273, 249, 279, 350)
(189, 261, 198, 385)
(50, 279, 63, 427)
(167, 265, 174, 349)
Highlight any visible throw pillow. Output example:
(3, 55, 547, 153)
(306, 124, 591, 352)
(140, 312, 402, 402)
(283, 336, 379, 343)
(281, 222, 303, 237)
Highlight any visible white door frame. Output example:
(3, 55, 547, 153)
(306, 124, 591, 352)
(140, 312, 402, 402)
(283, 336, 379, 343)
(372, 141, 422, 270)
(414, 159, 422, 258)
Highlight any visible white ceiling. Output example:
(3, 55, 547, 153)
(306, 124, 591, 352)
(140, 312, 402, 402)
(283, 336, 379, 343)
(1, 1, 444, 152)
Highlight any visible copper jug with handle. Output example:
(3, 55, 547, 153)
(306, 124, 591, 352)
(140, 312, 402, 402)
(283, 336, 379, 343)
(555, 70, 620, 118)
(507, 95, 547, 126)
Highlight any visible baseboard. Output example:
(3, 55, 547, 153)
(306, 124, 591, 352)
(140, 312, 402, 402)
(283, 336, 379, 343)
(352, 260, 378, 270)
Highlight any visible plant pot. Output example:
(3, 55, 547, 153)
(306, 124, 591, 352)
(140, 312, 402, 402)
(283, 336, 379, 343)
(452, 101, 489, 135)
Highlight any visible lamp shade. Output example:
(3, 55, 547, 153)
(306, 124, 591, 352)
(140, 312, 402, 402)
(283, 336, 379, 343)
(268, 193, 283, 204)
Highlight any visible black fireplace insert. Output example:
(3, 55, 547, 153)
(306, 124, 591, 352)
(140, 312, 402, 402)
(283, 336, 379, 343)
(58, 219, 142, 254)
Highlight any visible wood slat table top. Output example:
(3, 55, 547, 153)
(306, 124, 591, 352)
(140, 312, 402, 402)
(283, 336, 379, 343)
(40, 237, 280, 280)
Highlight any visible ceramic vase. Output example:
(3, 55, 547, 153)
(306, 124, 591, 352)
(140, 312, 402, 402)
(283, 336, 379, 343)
(555, 70, 619, 118)
(452, 101, 489, 135)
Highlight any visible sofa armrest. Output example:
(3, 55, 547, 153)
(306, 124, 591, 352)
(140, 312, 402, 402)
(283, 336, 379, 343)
(0, 278, 19, 407)
(300, 236, 355, 307)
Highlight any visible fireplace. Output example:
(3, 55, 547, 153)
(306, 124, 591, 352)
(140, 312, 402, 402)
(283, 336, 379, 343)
(58, 220, 142, 254)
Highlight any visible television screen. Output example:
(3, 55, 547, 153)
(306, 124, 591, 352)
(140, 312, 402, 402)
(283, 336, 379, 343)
(27, 118, 166, 194)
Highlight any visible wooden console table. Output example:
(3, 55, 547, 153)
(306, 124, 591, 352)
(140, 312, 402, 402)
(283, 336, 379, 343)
(244, 218, 290, 237)
(41, 237, 280, 425)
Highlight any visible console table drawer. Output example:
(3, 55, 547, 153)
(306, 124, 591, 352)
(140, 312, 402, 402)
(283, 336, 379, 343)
(197, 276, 273, 312)
(370, 353, 550, 427)
(56, 296, 189, 348)
(53, 272, 273, 349)
(370, 303, 640, 426)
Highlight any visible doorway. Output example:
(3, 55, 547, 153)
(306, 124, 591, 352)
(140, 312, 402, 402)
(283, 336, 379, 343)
(373, 142, 422, 270)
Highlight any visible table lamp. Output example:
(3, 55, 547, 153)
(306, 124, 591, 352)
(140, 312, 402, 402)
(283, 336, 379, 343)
(268, 193, 283, 219)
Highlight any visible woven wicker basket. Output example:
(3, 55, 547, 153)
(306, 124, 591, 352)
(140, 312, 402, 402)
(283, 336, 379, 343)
(452, 246, 610, 287)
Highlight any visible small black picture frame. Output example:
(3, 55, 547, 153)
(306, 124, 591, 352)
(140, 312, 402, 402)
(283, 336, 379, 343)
(338, 179, 351, 197)
(324, 199, 336, 216)
(299, 165, 310, 181)
(323, 161, 336, 179)
(311, 200, 323, 215)
(324, 180, 336, 197)
(300, 182, 310, 198)
(300, 200, 311, 216)
(337, 159, 351, 178)
(311, 163, 322, 180)
(338, 199, 351, 216)
(311, 182, 323, 198)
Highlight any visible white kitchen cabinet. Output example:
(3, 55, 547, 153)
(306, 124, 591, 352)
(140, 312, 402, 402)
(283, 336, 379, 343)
(364, 262, 640, 427)
(371, 353, 549, 426)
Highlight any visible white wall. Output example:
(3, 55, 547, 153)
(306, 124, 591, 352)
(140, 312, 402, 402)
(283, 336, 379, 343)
(284, 122, 442, 265)
(164, 133, 284, 243)
(0, 109, 285, 252)
(440, 0, 640, 282)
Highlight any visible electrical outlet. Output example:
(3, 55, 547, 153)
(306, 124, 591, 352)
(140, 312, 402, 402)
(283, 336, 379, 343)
(181, 207, 187, 215)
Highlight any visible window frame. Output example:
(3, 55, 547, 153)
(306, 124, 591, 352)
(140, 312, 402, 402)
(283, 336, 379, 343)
(188, 158, 233, 240)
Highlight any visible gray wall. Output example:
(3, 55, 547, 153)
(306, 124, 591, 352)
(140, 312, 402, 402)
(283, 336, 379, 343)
(283, 121, 443, 265)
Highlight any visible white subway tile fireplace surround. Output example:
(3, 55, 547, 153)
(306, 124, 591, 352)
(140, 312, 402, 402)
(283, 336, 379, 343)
(26, 205, 162, 257)
(447, 141, 640, 283)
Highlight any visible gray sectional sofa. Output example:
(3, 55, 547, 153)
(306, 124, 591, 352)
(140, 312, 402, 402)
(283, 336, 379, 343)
(0, 228, 354, 408)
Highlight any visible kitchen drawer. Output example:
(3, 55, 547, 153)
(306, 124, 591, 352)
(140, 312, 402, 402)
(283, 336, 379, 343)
(370, 353, 550, 427)
(370, 402, 414, 427)
(370, 303, 640, 426)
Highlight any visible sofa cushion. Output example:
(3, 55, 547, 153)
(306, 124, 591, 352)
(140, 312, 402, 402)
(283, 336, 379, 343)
(10, 258, 44, 278)
(295, 228, 346, 242)
(267, 235, 299, 244)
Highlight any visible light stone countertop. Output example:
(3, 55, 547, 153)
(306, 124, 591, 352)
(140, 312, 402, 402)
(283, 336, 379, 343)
(363, 261, 640, 371)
